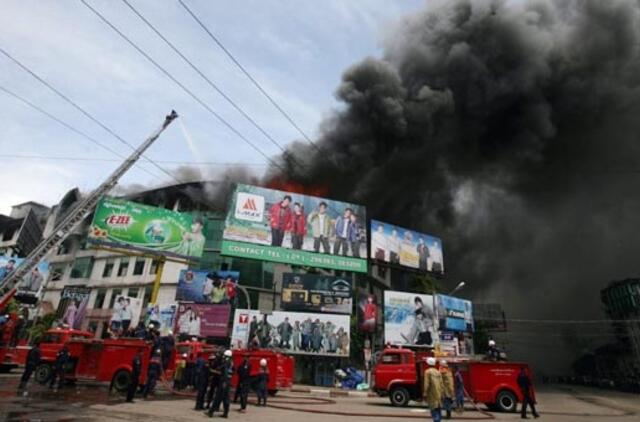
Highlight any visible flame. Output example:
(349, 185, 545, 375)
(264, 179, 329, 198)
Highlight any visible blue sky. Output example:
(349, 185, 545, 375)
(0, 0, 424, 214)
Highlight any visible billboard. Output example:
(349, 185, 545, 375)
(109, 294, 143, 334)
(281, 273, 352, 314)
(0, 255, 49, 293)
(221, 184, 367, 272)
(384, 290, 437, 347)
(88, 197, 205, 260)
(175, 303, 231, 338)
(145, 303, 177, 335)
(175, 270, 240, 304)
(370, 220, 443, 273)
(356, 289, 379, 333)
(56, 286, 91, 330)
(230, 309, 350, 357)
(436, 294, 474, 333)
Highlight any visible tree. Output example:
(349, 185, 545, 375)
(410, 273, 441, 294)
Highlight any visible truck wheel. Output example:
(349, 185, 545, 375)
(34, 363, 53, 385)
(112, 369, 132, 393)
(389, 386, 410, 407)
(496, 390, 518, 413)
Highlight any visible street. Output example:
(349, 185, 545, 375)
(1, 373, 638, 422)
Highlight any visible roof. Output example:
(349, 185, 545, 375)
(11, 201, 49, 209)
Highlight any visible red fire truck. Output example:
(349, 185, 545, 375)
(372, 347, 535, 413)
(232, 349, 294, 394)
(33, 328, 93, 383)
(0, 313, 30, 372)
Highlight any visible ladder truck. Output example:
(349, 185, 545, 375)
(0, 110, 178, 312)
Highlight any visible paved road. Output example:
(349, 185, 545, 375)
(1, 373, 638, 421)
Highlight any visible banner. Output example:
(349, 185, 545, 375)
(56, 286, 91, 330)
(109, 294, 143, 334)
(175, 270, 240, 304)
(0, 255, 49, 293)
(439, 332, 475, 356)
(230, 309, 350, 357)
(357, 289, 378, 333)
(436, 294, 474, 333)
(145, 303, 177, 335)
(221, 184, 367, 272)
(384, 290, 437, 347)
(281, 273, 352, 314)
(370, 220, 444, 273)
(87, 197, 205, 260)
(175, 303, 231, 338)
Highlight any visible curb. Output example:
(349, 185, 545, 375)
(290, 386, 377, 398)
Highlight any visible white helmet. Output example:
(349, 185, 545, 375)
(440, 360, 448, 367)
(224, 350, 232, 358)
(427, 357, 436, 366)
(260, 358, 267, 367)
(488, 340, 496, 347)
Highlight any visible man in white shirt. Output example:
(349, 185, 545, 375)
(388, 229, 401, 264)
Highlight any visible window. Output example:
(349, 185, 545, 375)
(381, 353, 402, 364)
(149, 260, 159, 275)
(94, 288, 107, 309)
(70, 257, 94, 279)
(109, 288, 123, 308)
(102, 259, 115, 278)
(142, 286, 153, 308)
(133, 258, 145, 276)
(128, 287, 139, 298)
(117, 258, 129, 277)
(57, 240, 71, 255)
(49, 263, 66, 281)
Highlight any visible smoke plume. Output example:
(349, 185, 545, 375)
(273, 0, 640, 372)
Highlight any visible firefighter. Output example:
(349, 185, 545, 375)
(205, 353, 221, 410)
(208, 350, 233, 418)
(194, 355, 209, 410)
(439, 360, 455, 419)
(454, 366, 465, 413)
(143, 349, 162, 399)
(256, 358, 269, 406)
(517, 367, 539, 419)
(126, 351, 142, 402)
(18, 342, 41, 390)
(423, 357, 444, 422)
(487, 339, 500, 361)
(174, 353, 187, 390)
(234, 355, 252, 413)
(49, 345, 70, 391)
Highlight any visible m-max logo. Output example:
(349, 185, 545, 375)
(235, 192, 264, 222)
(105, 214, 132, 227)
(242, 198, 258, 211)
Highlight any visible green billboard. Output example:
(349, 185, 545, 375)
(88, 197, 205, 260)
(221, 184, 368, 272)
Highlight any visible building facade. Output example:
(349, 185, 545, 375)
(601, 278, 640, 374)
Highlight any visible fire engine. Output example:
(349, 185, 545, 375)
(372, 347, 535, 413)
(231, 349, 294, 394)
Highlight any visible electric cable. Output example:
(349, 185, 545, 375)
(0, 153, 268, 167)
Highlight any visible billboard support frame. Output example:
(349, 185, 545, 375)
(150, 259, 165, 305)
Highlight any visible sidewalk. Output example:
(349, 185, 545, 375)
(289, 384, 377, 398)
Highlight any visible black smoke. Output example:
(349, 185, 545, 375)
(275, 0, 640, 372)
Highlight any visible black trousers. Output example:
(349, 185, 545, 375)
(126, 377, 139, 402)
(196, 383, 208, 409)
(350, 241, 360, 258)
(143, 372, 158, 398)
(271, 228, 284, 246)
(333, 238, 349, 256)
(521, 394, 538, 417)
(206, 378, 219, 408)
(291, 234, 304, 249)
(49, 367, 65, 389)
(210, 383, 230, 416)
(19, 365, 35, 387)
(313, 236, 330, 253)
(235, 381, 249, 409)
(257, 386, 268, 405)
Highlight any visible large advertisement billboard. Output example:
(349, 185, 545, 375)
(0, 255, 49, 293)
(56, 286, 91, 330)
(175, 270, 240, 304)
(436, 294, 474, 333)
(356, 289, 379, 333)
(88, 197, 205, 260)
(281, 273, 352, 314)
(175, 303, 231, 338)
(384, 290, 437, 347)
(370, 220, 443, 273)
(221, 184, 367, 272)
(109, 294, 144, 334)
(230, 309, 350, 357)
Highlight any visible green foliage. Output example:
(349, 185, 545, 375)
(349, 314, 364, 365)
(27, 314, 57, 343)
(3, 298, 20, 314)
(410, 273, 441, 294)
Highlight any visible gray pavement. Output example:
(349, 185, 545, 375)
(1, 372, 639, 421)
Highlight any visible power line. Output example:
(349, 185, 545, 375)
(0, 84, 163, 180)
(80, 0, 288, 175)
(477, 317, 640, 324)
(0, 46, 181, 185)
(0, 153, 268, 167)
(177, 0, 323, 154)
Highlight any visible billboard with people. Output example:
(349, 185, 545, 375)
(145, 303, 177, 335)
(175, 303, 231, 339)
(356, 289, 379, 333)
(230, 309, 350, 357)
(370, 220, 444, 273)
(109, 294, 143, 336)
(221, 184, 367, 272)
(280, 273, 352, 314)
(0, 255, 49, 293)
(88, 197, 206, 260)
(56, 286, 91, 330)
(175, 269, 240, 305)
(384, 290, 437, 347)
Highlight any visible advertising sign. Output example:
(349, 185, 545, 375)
(175, 303, 231, 338)
(230, 309, 350, 357)
(221, 184, 367, 272)
(370, 220, 443, 273)
(436, 294, 474, 333)
(357, 289, 378, 333)
(281, 273, 352, 314)
(109, 294, 143, 334)
(176, 270, 240, 304)
(145, 303, 177, 335)
(0, 255, 49, 293)
(56, 286, 91, 330)
(88, 197, 205, 260)
(384, 290, 437, 347)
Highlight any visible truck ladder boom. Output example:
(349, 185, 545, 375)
(0, 110, 178, 307)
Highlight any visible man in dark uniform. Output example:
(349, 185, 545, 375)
(49, 345, 69, 391)
(126, 351, 142, 402)
(194, 355, 209, 410)
(19, 342, 41, 389)
(234, 355, 252, 413)
(517, 367, 539, 419)
(143, 349, 162, 399)
(208, 350, 233, 418)
(205, 353, 221, 410)
(256, 358, 270, 406)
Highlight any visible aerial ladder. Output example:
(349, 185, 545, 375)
(0, 110, 178, 310)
